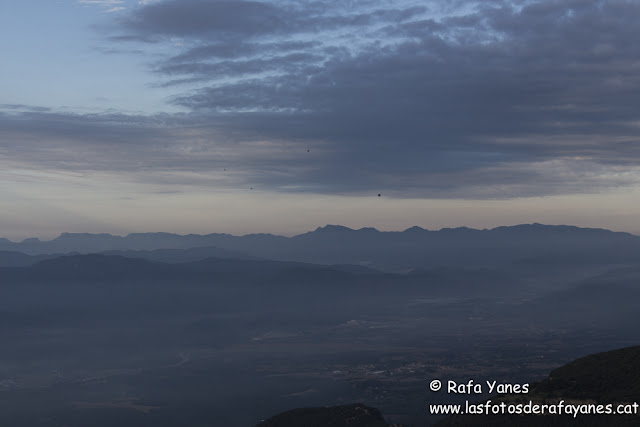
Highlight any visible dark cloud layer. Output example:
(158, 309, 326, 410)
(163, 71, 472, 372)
(5, 0, 640, 198)
(123, 0, 288, 37)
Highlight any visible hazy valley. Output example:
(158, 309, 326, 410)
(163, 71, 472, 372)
(1, 224, 639, 426)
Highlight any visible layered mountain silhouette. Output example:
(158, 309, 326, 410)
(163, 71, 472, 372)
(2, 224, 640, 271)
(1, 225, 639, 426)
(0, 250, 56, 267)
(0, 253, 375, 283)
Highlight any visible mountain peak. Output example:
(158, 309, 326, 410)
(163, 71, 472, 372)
(313, 225, 355, 233)
(439, 226, 476, 232)
(403, 226, 426, 233)
(356, 227, 379, 233)
(55, 232, 116, 240)
(20, 237, 41, 243)
(490, 223, 620, 235)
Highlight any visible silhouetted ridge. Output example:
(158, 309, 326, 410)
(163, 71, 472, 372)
(7, 253, 380, 283)
(313, 225, 356, 233)
(257, 403, 397, 427)
(20, 237, 41, 244)
(55, 232, 115, 240)
(101, 246, 257, 263)
(32, 254, 166, 279)
(491, 223, 628, 236)
(436, 345, 640, 426)
(534, 345, 640, 402)
(439, 226, 475, 233)
(311, 225, 381, 234)
(0, 251, 54, 267)
(3, 224, 640, 271)
(403, 226, 427, 233)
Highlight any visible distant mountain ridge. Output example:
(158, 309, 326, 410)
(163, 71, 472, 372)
(0, 251, 57, 267)
(1, 224, 639, 271)
(0, 253, 386, 285)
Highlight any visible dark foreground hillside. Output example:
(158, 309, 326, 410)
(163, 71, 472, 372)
(259, 346, 640, 427)
(435, 346, 640, 426)
(257, 403, 401, 427)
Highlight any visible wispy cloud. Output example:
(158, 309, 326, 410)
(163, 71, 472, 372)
(78, 0, 125, 12)
(78, 0, 124, 5)
(8, 0, 640, 199)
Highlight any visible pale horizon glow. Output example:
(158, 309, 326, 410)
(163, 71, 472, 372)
(3, 184, 640, 241)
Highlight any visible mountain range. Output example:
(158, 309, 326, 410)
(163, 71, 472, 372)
(2, 224, 640, 272)
(2, 223, 639, 426)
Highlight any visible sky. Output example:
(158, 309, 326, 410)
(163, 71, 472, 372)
(2, 0, 640, 240)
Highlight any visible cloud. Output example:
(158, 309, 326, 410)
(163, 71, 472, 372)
(120, 0, 291, 38)
(78, 0, 126, 12)
(7, 0, 640, 199)
(2, 106, 640, 200)
(78, 0, 124, 6)
(0, 104, 51, 113)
